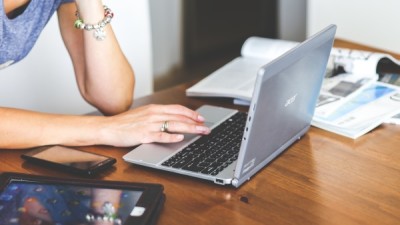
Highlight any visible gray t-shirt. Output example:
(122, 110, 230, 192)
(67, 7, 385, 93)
(0, 0, 74, 69)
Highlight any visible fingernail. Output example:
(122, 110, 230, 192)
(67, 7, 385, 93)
(176, 134, 184, 141)
(197, 115, 205, 122)
(196, 126, 210, 134)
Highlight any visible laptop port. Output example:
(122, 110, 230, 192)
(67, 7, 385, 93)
(215, 179, 224, 185)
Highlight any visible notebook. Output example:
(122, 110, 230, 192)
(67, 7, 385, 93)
(123, 24, 336, 188)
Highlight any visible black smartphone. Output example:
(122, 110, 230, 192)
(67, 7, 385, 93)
(21, 145, 116, 176)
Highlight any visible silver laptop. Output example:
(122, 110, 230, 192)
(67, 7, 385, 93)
(124, 25, 336, 188)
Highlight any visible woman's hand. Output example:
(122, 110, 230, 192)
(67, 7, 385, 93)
(97, 104, 211, 147)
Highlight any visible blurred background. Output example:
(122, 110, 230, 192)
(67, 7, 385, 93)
(1, 0, 399, 114)
(151, 0, 400, 91)
(151, 0, 306, 90)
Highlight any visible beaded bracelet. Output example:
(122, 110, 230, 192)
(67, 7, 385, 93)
(74, 5, 114, 41)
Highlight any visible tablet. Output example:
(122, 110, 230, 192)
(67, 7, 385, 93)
(0, 172, 165, 225)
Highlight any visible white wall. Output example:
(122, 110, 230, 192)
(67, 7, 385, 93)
(108, 0, 154, 97)
(0, 17, 91, 114)
(149, 0, 182, 78)
(278, 0, 307, 42)
(308, 0, 400, 53)
(0, 0, 153, 114)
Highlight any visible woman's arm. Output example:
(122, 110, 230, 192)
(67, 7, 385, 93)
(0, 107, 101, 149)
(0, 104, 210, 149)
(0, 1, 211, 150)
(57, 1, 135, 115)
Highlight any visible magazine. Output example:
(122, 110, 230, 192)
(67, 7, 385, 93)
(328, 47, 400, 77)
(328, 48, 400, 125)
(316, 73, 378, 117)
(378, 73, 400, 124)
(312, 82, 400, 139)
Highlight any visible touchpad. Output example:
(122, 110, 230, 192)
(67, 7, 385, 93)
(123, 134, 198, 164)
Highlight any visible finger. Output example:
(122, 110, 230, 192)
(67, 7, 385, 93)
(161, 120, 210, 135)
(142, 132, 184, 144)
(148, 104, 205, 122)
(147, 114, 204, 127)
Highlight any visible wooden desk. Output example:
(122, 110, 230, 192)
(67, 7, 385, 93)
(1, 40, 400, 225)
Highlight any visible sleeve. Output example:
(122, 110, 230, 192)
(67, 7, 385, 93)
(60, 0, 75, 4)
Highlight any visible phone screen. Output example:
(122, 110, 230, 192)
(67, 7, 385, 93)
(22, 146, 116, 174)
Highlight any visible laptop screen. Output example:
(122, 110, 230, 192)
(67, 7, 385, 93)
(233, 25, 336, 186)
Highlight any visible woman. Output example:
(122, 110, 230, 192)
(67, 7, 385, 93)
(0, 0, 210, 149)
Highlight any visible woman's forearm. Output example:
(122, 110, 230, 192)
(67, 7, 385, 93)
(59, 1, 135, 116)
(0, 104, 211, 149)
(0, 107, 103, 149)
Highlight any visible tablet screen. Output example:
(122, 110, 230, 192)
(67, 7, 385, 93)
(0, 180, 143, 225)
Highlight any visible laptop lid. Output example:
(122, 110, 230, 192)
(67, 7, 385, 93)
(232, 24, 336, 187)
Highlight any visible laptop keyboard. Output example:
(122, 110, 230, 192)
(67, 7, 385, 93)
(161, 112, 247, 176)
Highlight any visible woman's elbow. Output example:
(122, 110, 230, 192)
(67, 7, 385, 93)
(97, 95, 133, 115)
(84, 88, 134, 115)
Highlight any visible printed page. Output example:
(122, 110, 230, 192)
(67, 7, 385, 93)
(330, 48, 400, 75)
(241, 37, 299, 60)
(186, 57, 266, 100)
(312, 82, 400, 138)
(379, 73, 400, 124)
(186, 37, 298, 100)
(316, 73, 378, 117)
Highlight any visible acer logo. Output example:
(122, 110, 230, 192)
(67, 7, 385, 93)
(285, 94, 298, 107)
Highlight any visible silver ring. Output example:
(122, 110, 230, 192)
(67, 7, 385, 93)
(160, 121, 169, 132)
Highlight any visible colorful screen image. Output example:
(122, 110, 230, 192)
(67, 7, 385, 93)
(0, 181, 143, 225)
